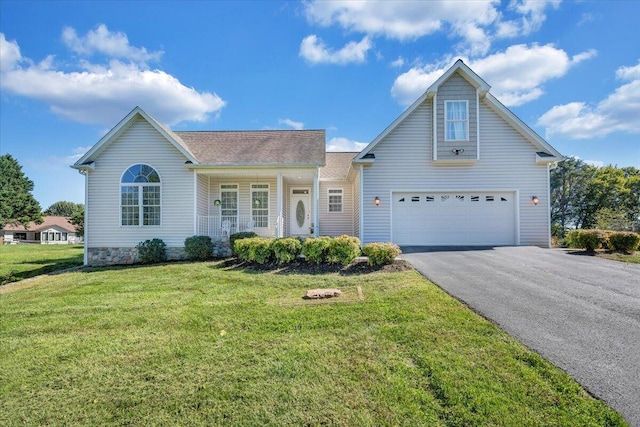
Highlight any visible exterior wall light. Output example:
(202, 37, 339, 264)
(374, 196, 381, 206)
(532, 196, 539, 206)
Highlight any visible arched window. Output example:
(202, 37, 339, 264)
(121, 164, 161, 226)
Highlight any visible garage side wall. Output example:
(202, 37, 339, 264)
(361, 99, 550, 247)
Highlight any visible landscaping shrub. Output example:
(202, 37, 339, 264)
(234, 238, 252, 262)
(575, 229, 608, 252)
(272, 237, 302, 264)
(362, 242, 401, 266)
(607, 231, 640, 254)
(301, 237, 332, 264)
(327, 235, 361, 265)
(565, 229, 581, 248)
(136, 238, 167, 264)
(184, 236, 214, 261)
(230, 231, 258, 255)
(234, 237, 274, 264)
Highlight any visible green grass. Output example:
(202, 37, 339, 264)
(0, 244, 84, 285)
(0, 261, 626, 426)
(596, 250, 640, 264)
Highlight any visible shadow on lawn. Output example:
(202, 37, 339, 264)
(212, 258, 413, 276)
(1, 257, 84, 285)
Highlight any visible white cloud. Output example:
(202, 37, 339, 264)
(0, 29, 225, 126)
(62, 24, 163, 64)
(303, 0, 561, 58)
(278, 118, 304, 130)
(391, 44, 596, 106)
(538, 61, 640, 139)
(0, 34, 22, 72)
(390, 56, 405, 68)
(326, 137, 368, 152)
(583, 159, 604, 168)
(300, 34, 371, 64)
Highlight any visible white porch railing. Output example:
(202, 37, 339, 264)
(197, 215, 277, 238)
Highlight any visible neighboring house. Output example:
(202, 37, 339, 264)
(1, 216, 80, 245)
(73, 60, 561, 266)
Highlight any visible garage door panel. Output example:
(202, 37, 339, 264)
(392, 191, 516, 246)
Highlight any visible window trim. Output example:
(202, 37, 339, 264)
(327, 188, 344, 213)
(119, 163, 162, 227)
(444, 100, 469, 142)
(250, 183, 270, 228)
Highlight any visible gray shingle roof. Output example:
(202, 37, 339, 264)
(175, 130, 326, 166)
(320, 152, 357, 179)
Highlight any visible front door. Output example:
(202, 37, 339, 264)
(290, 188, 310, 236)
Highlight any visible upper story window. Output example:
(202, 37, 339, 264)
(445, 100, 468, 141)
(328, 188, 343, 213)
(121, 164, 161, 226)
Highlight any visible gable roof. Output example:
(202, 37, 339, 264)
(355, 59, 562, 162)
(72, 107, 326, 169)
(177, 130, 326, 167)
(72, 106, 197, 169)
(320, 152, 358, 179)
(2, 216, 76, 232)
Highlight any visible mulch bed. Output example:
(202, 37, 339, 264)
(215, 258, 413, 275)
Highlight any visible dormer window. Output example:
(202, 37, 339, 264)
(445, 100, 468, 141)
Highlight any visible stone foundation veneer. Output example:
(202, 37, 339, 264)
(87, 237, 232, 266)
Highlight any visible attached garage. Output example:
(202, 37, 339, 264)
(392, 191, 517, 246)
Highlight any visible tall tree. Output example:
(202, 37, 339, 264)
(0, 154, 43, 229)
(550, 157, 595, 231)
(69, 205, 85, 237)
(45, 201, 83, 217)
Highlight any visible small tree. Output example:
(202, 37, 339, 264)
(0, 154, 42, 229)
(69, 205, 85, 237)
(44, 201, 82, 217)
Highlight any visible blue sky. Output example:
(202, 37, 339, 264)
(1, 0, 639, 210)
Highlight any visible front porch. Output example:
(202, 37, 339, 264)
(193, 168, 319, 239)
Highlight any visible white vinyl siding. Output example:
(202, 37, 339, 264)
(318, 181, 353, 236)
(436, 73, 478, 160)
(361, 99, 550, 247)
(86, 118, 195, 248)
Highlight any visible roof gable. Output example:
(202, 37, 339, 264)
(320, 152, 358, 179)
(356, 59, 561, 162)
(72, 107, 197, 169)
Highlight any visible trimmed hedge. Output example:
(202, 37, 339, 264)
(301, 237, 332, 264)
(362, 242, 401, 266)
(272, 237, 303, 264)
(235, 237, 274, 264)
(184, 236, 214, 261)
(327, 235, 361, 266)
(136, 238, 167, 264)
(608, 231, 640, 254)
(576, 229, 608, 252)
(230, 231, 258, 255)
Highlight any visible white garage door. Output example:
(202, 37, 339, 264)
(392, 191, 516, 246)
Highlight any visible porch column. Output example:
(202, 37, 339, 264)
(313, 168, 319, 237)
(276, 172, 283, 238)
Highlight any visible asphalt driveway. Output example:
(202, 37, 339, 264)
(402, 246, 640, 426)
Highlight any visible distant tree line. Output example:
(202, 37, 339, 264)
(551, 158, 640, 236)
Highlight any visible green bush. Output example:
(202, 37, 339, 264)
(327, 235, 361, 265)
(184, 236, 214, 261)
(565, 229, 581, 248)
(301, 237, 332, 264)
(234, 238, 252, 262)
(230, 231, 258, 255)
(272, 237, 302, 264)
(576, 229, 608, 252)
(607, 231, 640, 254)
(362, 242, 401, 266)
(136, 238, 167, 264)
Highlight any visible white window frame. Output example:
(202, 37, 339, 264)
(219, 183, 239, 232)
(251, 183, 270, 228)
(120, 164, 162, 227)
(444, 100, 469, 142)
(327, 188, 343, 213)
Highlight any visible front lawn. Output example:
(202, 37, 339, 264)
(596, 250, 640, 264)
(0, 244, 84, 285)
(0, 261, 626, 426)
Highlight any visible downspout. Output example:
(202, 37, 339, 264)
(313, 168, 319, 237)
(82, 169, 88, 265)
